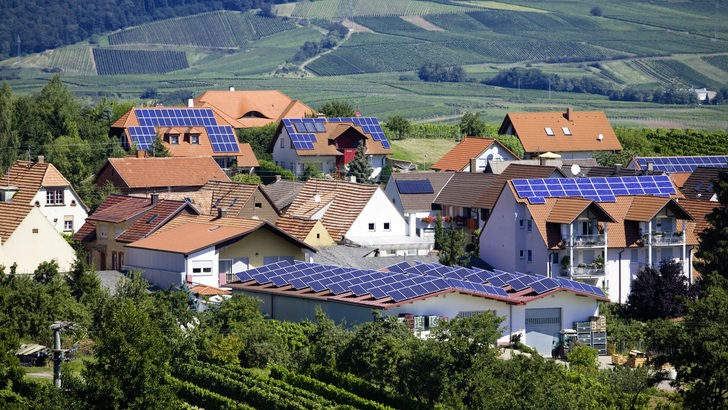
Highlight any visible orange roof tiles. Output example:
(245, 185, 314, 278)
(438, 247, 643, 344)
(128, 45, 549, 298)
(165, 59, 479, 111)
(101, 157, 230, 189)
(190, 284, 231, 296)
(116, 199, 195, 243)
(679, 199, 718, 234)
(430, 137, 516, 171)
(192, 90, 315, 127)
(545, 198, 614, 224)
(1, 161, 71, 205)
(498, 109, 622, 154)
(0, 203, 33, 245)
(275, 216, 319, 242)
(127, 221, 264, 254)
(203, 180, 279, 218)
(286, 179, 379, 242)
(681, 167, 721, 200)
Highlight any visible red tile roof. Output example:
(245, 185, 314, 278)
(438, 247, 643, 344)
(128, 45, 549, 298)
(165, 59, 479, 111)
(126, 221, 264, 254)
(286, 179, 379, 242)
(271, 119, 392, 157)
(498, 109, 622, 155)
(192, 90, 315, 128)
(116, 199, 195, 243)
(274, 216, 319, 242)
(190, 284, 231, 296)
(0, 161, 71, 205)
(204, 180, 279, 217)
(430, 137, 517, 171)
(0, 203, 33, 245)
(680, 167, 721, 200)
(73, 194, 132, 242)
(99, 157, 230, 189)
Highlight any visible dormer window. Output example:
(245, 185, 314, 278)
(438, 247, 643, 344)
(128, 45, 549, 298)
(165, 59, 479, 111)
(46, 189, 64, 206)
(190, 135, 200, 145)
(169, 134, 180, 144)
(562, 127, 572, 136)
(545, 127, 555, 136)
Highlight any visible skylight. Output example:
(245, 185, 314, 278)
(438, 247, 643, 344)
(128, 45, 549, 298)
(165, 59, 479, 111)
(562, 127, 572, 136)
(545, 127, 555, 136)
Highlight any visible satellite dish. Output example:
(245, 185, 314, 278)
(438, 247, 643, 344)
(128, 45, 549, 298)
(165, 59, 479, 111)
(597, 134, 604, 141)
(314, 194, 321, 203)
(571, 164, 581, 176)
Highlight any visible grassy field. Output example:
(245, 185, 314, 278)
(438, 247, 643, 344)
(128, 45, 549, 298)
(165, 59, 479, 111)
(0, 0, 726, 129)
(390, 138, 459, 167)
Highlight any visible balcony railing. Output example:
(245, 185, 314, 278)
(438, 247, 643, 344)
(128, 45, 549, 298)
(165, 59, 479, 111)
(571, 264, 606, 277)
(642, 231, 684, 246)
(561, 234, 606, 248)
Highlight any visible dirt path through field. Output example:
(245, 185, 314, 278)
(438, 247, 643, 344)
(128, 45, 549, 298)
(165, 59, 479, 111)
(400, 16, 445, 31)
(300, 20, 361, 72)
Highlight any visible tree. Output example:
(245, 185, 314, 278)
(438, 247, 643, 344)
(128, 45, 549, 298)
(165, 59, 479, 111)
(33, 260, 60, 285)
(346, 142, 373, 183)
(65, 257, 102, 305)
(625, 259, 693, 321)
(149, 136, 170, 157)
(496, 134, 524, 159)
(695, 169, 728, 279)
(385, 115, 411, 140)
(651, 273, 728, 409)
(300, 163, 323, 181)
(0, 82, 19, 172)
(439, 227, 468, 266)
(459, 112, 487, 137)
(567, 345, 599, 370)
(379, 162, 392, 185)
(82, 297, 179, 409)
(590, 6, 603, 16)
(434, 211, 444, 251)
(318, 100, 355, 117)
(231, 172, 262, 184)
(237, 123, 276, 161)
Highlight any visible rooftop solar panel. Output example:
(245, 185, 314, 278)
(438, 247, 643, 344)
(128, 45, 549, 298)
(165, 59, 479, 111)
(396, 179, 434, 194)
(635, 156, 728, 173)
(513, 175, 676, 204)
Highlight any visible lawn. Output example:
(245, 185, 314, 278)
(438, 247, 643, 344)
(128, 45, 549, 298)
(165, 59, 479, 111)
(390, 138, 459, 169)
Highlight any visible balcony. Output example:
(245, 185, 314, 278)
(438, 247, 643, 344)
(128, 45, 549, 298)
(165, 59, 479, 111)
(642, 231, 684, 246)
(561, 234, 606, 248)
(571, 264, 606, 278)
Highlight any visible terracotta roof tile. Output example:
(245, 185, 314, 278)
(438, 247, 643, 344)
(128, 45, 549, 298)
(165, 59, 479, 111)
(101, 157, 229, 189)
(286, 179, 379, 242)
(272, 119, 392, 157)
(679, 199, 718, 234)
(87, 195, 152, 223)
(498, 109, 622, 154)
(116, 199, 195, 243)
(393, 171, 454, 212)
(73, 194, 132, 242)
(127, 221, 264, 254)
(190, 284, 231, 296)
(680, 167, 721, 200)
(192, 90, 315, 126)
(669, 172, 692, 189)
(1, 161, 70, 205)
(0, 203, 33, 244)
(545, 198, 600, 224)
(434, 172, 499, 208)
(275, 216, 319, 242)
(151, 190, 213, 215)
(204, 180, 259, 216)
(431, 137, 516, 171)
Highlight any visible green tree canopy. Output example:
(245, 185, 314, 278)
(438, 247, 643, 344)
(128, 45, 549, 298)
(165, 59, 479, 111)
(625, 259, 693, 321)
(695, 169, 728, 279)
(384, 115, 411, 140)
(346, 142, 373, 183)
(459, 112, 487, 137)
(318, 100, 355, 117)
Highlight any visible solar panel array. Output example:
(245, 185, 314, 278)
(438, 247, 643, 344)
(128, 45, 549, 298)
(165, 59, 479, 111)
(396, 179, 434, 194)
(635, 156, 728, 173)
(128, 108, 239, 153)
(235, 260, 606, 304)
(282, 117, 392, 150)
(512, 175, 676, 204)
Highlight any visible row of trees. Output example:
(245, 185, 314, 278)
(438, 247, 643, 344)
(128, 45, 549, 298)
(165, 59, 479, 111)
(292, 22, 349, 62)
(418, 63, 467, 83)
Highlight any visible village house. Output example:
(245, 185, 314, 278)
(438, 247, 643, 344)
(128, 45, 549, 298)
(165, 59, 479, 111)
(269, 117, 392, 181)
(430, 137, 519, 172)
(498, 108, 622, 159)
(0, 158, 88, 234)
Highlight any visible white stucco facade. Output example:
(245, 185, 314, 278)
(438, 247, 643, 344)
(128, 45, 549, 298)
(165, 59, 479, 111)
(1, 207, 75, 273)
(31, 186, 88, 234)
(463, 144, 517, 173)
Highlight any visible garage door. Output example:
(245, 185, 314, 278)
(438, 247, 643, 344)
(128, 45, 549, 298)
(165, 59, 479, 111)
(525, 308, 561, 356)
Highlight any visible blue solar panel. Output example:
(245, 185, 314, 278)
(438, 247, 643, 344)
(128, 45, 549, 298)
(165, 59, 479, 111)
(127, 126, 157, 150)
(132, 108, 240, 152)
(208, 125, 240, 153)
(513, 175, 676, 204)
(396, 179, 434, 194)
(636, 156, 728, 173)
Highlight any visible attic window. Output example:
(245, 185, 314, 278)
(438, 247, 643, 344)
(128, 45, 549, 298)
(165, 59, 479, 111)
(190, 135, 200, 145)
(169, 134, 180, 144)
(146, 214, 158, 224)
(545, 127, 555, 136)
(562, 127, 572, 136)
(230, 198, 238, 207)
(255, 203, 262, 209)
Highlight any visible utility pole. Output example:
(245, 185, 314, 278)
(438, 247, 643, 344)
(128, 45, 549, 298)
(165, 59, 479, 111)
(50, 321, 76, 388)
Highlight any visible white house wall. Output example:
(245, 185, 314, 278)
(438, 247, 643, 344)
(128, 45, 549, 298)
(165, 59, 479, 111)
(1, 207, 75, 273)
(480, 189, 520, 272)
(185, 247, 219, 288)
(347, 188, 408, 239)
(124, 247, 186, 289)
(33, 187, 88, 234)
(464, 145, 517, 173)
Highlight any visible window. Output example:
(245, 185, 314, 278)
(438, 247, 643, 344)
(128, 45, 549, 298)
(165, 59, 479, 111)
(254, 203, 262, 209)
(99, 224, 108, 238)
(519, 250, 525, 259)
(280, 137, 285, 148)
(63, 216, 73, 232)
(552, 253, 559, 264)
(190, 135, 200, 144)
(219, 259, 232, 284)
(544, 127, 555, 136)
(368, 223, 375, 231)
(169, 134, 179, 144)
(527, 219, 532, 232)
(191, 260, 213, 275)
(519, 219, 525, 229)
(562, 126, 572, 136)
(111, 251, 118, 270)
(630, 249, 638, 263)
(383, 222, 391, 231)
(527, 250, 532, 262)
(46, 189, 64, 205)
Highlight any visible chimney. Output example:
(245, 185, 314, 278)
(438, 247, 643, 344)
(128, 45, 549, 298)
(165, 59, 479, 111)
(151, 193, 159, 205)
(275, 175, 282, 182)
(470, 158, 478, 173)
(136, 150, 146, 158)
(614, 163, 622, 174)
(37, 155, 44, 163)
(566, 107, 573, 121)
(228, 86, 235, 92)
(217, 207, 229, 218)
(187, 98, 194, 108)
(539, 157, 547, 166)
(647, 161, 654, 172)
